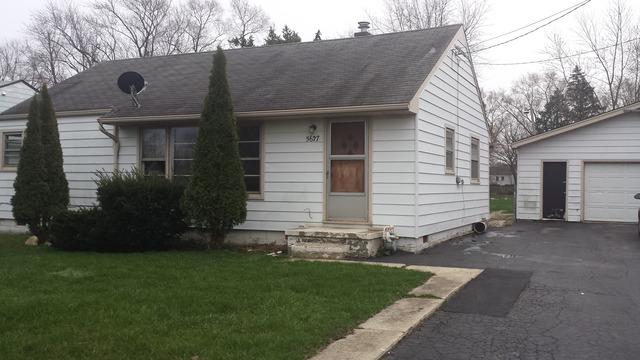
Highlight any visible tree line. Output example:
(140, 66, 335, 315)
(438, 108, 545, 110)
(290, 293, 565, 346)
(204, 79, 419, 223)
(0, 0, 313, 87)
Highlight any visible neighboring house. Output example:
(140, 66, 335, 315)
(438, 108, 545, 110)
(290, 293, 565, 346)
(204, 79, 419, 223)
(490, 164, 514, 186)
(0, 80, 37, 114)
(513, 102, 640, 223)
(0, 24, 489, 253)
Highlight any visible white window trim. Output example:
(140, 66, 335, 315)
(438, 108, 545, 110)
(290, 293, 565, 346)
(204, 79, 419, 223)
(239, 122, 263, 200)
(470, 136, 480, 183)
(0, 129, 25, 172)
(137, 124, 264, 200)
(444, 127, 455, 175)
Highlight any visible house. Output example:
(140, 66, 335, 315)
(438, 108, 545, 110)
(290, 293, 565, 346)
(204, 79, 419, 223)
(0, 80, 37, 114)
(0, 24, 489, 255)
(513, 102, 640, 223)
(490, 164, 515, 186)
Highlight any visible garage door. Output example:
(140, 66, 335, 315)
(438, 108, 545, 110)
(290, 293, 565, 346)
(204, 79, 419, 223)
(584, 163, 640, 222)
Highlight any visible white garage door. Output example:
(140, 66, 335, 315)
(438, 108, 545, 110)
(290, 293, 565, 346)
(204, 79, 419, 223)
(584, 163, 640, 222)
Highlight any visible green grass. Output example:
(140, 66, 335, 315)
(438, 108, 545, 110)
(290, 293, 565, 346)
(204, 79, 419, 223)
(490, 195, 513, 213)
(0, 234, 428, 360)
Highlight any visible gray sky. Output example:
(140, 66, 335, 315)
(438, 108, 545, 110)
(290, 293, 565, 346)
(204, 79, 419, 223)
(0, 0, 624, 90)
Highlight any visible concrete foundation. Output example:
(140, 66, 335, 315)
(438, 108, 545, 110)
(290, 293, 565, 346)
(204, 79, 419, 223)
(285, 226, 384, 259)
(393, 224, 474, 253)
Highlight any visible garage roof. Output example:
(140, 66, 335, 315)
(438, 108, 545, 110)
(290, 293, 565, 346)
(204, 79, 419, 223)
(512, 101, 640, 148)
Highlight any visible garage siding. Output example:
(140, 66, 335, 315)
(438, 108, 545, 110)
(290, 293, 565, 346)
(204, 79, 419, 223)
(516, 113, 640, 222)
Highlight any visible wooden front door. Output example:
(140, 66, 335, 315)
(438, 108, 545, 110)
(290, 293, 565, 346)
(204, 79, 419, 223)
(326, 121, 368, 221)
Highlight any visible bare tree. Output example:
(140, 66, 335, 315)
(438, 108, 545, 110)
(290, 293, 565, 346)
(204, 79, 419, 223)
(93, 0, 173, 57)
(0, 41, 27, 82)
(457, 0, 488, 50)
(576, 0, 632, 109)
(26, 20, 67, 85)
(372, 0, 487, 48)
(227, 0, 269, 47)
(182, 0, 227, 52)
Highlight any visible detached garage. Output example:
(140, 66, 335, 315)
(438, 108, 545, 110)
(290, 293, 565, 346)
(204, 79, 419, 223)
(513, 103, 640, 223)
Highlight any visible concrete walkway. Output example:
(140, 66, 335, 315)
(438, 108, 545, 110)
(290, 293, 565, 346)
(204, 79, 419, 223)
(309, 261, 482, 360)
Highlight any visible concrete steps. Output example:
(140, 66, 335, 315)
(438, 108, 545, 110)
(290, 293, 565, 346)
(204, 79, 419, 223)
(285, 226, 384, 259)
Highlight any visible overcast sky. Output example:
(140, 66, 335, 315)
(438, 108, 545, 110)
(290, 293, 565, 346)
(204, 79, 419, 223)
(1, 0, 625, 90)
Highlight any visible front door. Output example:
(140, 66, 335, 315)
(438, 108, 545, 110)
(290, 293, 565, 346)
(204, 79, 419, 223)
(326, 121, 368, 222)
(542, 162, 567, 219)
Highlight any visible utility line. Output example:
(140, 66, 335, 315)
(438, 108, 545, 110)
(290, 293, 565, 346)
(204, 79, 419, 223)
(472, 0, 591, 54)
(476, 36, 640, 66)
(476, 0, 590, 46)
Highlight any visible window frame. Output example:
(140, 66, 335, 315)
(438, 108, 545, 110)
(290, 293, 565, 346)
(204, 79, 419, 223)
(139, 127, 170, 177)
(470, 136, 480, 183)
(444, 127, 455, 175)
(137, 123, 264, 200)
(0, 130, 25, 171)
(238, 122, 263, 199)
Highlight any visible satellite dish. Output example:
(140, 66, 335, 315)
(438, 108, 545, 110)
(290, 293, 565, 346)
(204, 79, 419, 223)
(117, 71, 146, 108)
(117, 71, 146, 94)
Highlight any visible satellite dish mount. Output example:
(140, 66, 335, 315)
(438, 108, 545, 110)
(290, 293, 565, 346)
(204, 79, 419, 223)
(117, 71, 146, 108)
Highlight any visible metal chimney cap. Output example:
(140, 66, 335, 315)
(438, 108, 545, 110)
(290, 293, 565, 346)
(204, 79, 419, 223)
(354, 21, 372, 37)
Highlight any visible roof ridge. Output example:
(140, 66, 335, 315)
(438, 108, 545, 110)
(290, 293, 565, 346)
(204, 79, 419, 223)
(95, 24, 464, 65)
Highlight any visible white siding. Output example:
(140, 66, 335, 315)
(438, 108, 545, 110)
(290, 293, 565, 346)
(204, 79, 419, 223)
(0, 115, 114, 219)
(0, 82, 35, 113)
(414, 33, 490, 237)
(236, 119, 325, 231)
(371, 115, 417, 237)
(516, 113, 640, 221)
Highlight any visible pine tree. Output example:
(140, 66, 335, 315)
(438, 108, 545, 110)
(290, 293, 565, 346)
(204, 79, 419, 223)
(314, 30, 322, 41)
(565, 66, 603, 123)
(182, 47, 247, 246)
(229, 35, 254, 48)
(536, 88, 570, 133)
(281, 25, 301, 43)
(39, 85, 69, 220)
(12, 96, 49, 243)
(264, 27, 283, 45)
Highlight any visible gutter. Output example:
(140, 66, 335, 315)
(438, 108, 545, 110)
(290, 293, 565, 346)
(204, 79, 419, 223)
(97, 117, 120, 170)
(0, 108, 112, 120)
(99, 103, 412, 125)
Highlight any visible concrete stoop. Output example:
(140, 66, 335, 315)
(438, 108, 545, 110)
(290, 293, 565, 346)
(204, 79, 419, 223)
(285, 226, 384, 259)
(310, 262, 483, 360)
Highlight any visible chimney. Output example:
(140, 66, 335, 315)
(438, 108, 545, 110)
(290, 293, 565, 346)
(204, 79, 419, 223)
(354, 21, 371, 37)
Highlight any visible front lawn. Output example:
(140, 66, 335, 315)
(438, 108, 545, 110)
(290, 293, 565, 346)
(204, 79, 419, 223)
(490, 196, 513, 213)
(0, 234, 428, 360)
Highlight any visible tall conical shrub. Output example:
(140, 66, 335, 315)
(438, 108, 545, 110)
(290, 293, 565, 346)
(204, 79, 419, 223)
(39, 85, 69, 218)
(182, 47, 247, 246)
(12, 95, 49, 243)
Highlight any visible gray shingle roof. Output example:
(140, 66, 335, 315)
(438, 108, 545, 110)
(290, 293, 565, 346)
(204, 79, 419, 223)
(2, 25, 461, 118)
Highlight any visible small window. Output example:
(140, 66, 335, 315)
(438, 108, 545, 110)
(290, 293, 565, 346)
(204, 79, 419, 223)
(141, 128, 166, 176)
(445, 128, 455, 173)
(3, 132, 22, 168)
(471, 137, 480, 181)
(238, 123, 261, 193)
(172, 127, 197, 184)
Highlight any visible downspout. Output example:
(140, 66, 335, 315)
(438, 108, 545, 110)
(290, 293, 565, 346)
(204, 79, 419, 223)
(97, 117, 120, 171)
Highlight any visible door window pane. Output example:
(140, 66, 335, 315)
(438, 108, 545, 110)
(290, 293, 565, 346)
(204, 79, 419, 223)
(3, 132, 22, 167)
(331, 122, 365, 155)
(331, 160, 365, 193)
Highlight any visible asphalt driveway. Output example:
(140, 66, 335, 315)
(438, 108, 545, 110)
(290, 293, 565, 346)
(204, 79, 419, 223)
(382, 222, 640, 359)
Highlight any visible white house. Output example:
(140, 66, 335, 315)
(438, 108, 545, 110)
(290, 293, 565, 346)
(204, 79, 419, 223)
(513, 103, 640, 223)
(0, 80, 37, 114)
(490, 164, 515, 186)
(0, 24, 489, 255)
